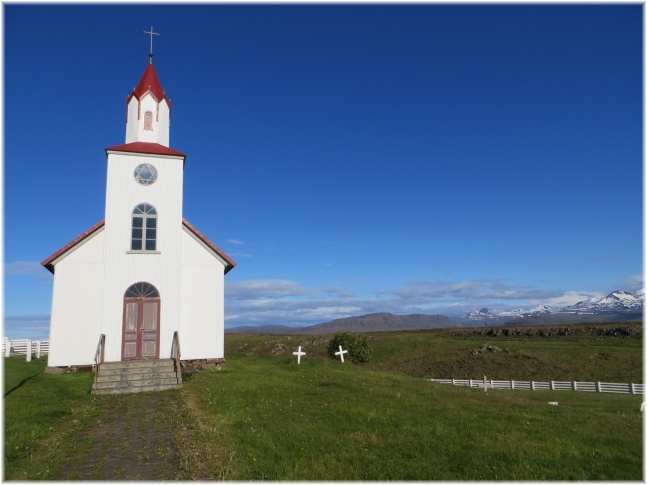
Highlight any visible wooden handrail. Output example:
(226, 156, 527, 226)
(93, 334, 105, 390)
(172, 331, 182, 384)
(172, 331, 181, 361)
(94, 334, 106, 367)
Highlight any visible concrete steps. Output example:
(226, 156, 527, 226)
(92, 358, 182, 394)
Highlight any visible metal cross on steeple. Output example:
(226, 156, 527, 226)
(143, 26, 161, 63)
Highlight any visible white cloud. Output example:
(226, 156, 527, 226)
(223, 278, 547, 327)
(539, 290, 605, 307)
(4, 314, 51, 340)
(229, 252, 253, 258)
(620, 274, 643, 293)
(380, 279, 561, 302)
(221, 277, 640, 329)
(226, 279, 314, 300)
(5, 261, 49, 277)
(226, 239, 245, 245)
(224, 278, 384, 327)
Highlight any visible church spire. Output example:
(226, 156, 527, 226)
(124, 61, 171, 146)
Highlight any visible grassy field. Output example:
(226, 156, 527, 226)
(185, 354, 642, 480)
(225, 324, 643, 382)
(3, 357, 95, 480)
(4, 325, 644, 480)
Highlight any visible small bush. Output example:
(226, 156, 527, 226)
(327, 333, 372, 364)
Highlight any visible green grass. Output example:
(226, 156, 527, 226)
(4, 327, 644, 480)
(185, 350, 643, 480)
(4, 354, 47, 395)
(224, 325, 643, 382)
(3, 357, 95, 480)
(365, 329, 644, 382)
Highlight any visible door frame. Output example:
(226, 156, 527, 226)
(121, 282, 161, 361)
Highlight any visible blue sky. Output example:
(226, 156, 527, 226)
(3, 3, 643, 338)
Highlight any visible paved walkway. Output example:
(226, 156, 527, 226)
(54, 390, 185, 480)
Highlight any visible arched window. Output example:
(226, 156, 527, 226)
(144, 111, 153, 131)
(124, 281, 160, 299)
(131, 203, 157, 251)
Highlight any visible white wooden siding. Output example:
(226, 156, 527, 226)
(125, 94, 170, 146)
(101, 152, 185, 363)
(180, 229, 226, 360)
(104, 152, 184, 256)
(125, 98, 140, 144)
(47, 230, 105, 367)
(47, 222, 227, 365)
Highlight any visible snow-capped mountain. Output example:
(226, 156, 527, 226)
(587, 290, 642, 311)
(463, 289, 643, 324)
(466, 308, 493, 320)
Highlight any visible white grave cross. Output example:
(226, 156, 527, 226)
(293, 346, 306, 364)
(335, 345, 348, 363)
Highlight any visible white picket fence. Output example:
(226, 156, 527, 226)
(431, 378, 644, 395)
(2, 338, 50, 361)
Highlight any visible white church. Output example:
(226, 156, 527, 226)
(41, 45, 235, 375)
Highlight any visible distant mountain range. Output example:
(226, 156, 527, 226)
(462, 289, 644, 326)
(226, 313, 456, 335)
(225, 289, 644, 334)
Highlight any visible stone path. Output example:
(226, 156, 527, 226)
(54, 390, 185, 480)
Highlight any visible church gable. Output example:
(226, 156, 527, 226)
(41, 218, 236, 274)
(41, 220, 105, 273)
(182, 219, 236, 273)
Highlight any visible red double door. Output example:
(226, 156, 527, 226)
(121, 298, 160, 360)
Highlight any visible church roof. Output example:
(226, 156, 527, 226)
(41, 220, 106, 273)
(105, 142, 186, 159)
(182, 218, 237, 274)
(127, 63, 169, 106)
(41, 218, 236, 275)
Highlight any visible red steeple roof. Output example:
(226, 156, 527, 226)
(127, 63, 169, 106)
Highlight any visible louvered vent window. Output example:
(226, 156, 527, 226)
(144, 111, 153, 131)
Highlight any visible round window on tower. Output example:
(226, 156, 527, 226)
(134, 163, 158, 186)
